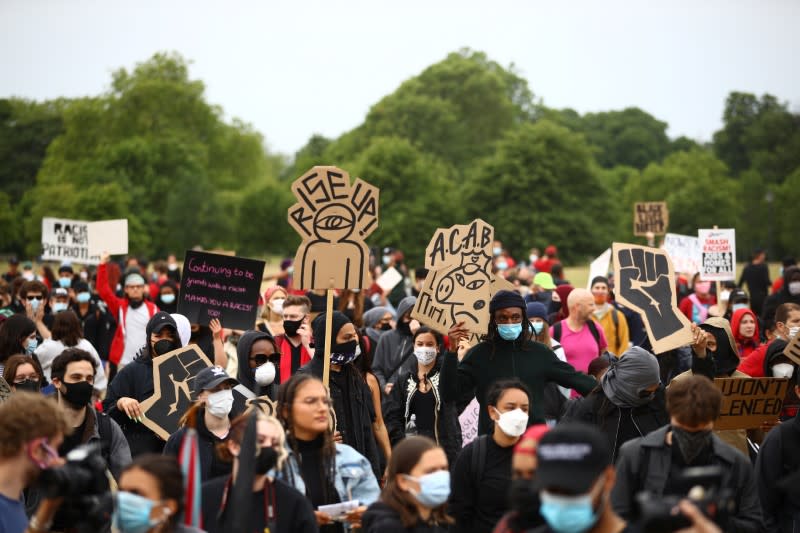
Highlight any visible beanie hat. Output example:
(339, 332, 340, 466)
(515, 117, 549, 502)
(489, 290, 526, 314)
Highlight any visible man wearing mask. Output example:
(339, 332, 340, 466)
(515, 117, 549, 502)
(19, 280, 52, 340)
(590, 276, 630, 357)
(739, 303, 800, 377)
(612, 375, 762, 532)
(273, 295, 314, 385)
(97, 253, 159, 370)
(373, 295, 418, 395)
(71, 280, 115, 361)
(762, 266, 800, 325)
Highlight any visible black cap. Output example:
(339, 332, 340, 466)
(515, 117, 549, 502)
(535, 423, 610, 494)
(193, 366, 238, 394)
(149, 311, 178, 334)
(58, 264, 74, 274)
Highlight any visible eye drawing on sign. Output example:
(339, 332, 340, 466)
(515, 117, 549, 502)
(288, 166, 380, 289)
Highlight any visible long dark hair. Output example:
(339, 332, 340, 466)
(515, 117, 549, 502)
(0, 315, 36, 363)
(381, 436, 453, 527)
(51, 310, 82, 347)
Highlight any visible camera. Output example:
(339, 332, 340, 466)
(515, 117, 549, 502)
(636, 466, 738, 533)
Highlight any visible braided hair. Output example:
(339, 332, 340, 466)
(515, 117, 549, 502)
(483, 305, 534, 358)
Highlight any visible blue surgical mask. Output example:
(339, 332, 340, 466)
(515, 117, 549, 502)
(53, 302, 68, 313)
(497, 323, 522, 341)
(113, 491, 162, 533)
(26, 338, 38, 355)
(77, 292, 91, 304)
(539, 489, 599, 533)
(29, 298, 41, 312)
(160, 294, 176, 304)
(58, 277, 72, 288)
(497, 260, 509, 271)
(404, 470, 451, 508)
(732, 303, 749, 312)
(531, 322, 545, 335)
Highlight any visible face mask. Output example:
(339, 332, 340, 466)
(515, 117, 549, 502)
(29, 298, 41, 312)
(270, 299, 285, 314)
(168, 263, 178, 271)
(732, 303, 748, 312)
(283, 318, 303, 337)
(529, 255, 538, 264)
(26, 338, 38, 355)
(397, 320, 412, 335)
(15, 379, 40, 393)
(789, 281, 800, 296)
(255, 446, 278, 475)
(58, 277, 72, 288)
(531, 322, 545, 335)
(719, 290, 731, 303)
(61, 380, 94, 407)
(330, 340, 359, 365)
(380, 323, 392, 331)
(493, 247, 502, 256)
(789, 326, 800, 340)
(404, 470, 451, 508)
(113, 491, 163, 533)
(671, 427, 712, 464)
(772, 363, 795, 379)
(254, 362, 276, 386)
(382, 255, 391, 266)
(509, 479, 540, 519)
(128, 298, 144, 309)
(53, 302, 68, 313)
(79, 271, 88, 281)
(206, 388, 234, 418)
(23, 272, 35, 281)
(160, 294, 175, 305)
(414, 347, 437, 366)
(77, 292, 91, 304)
(153, 339, 176, 356)
(540, 489, 599, 533)
(496, 260, 509, 271)
(493, 407, 529, 437)
(497, 323, 522, 341)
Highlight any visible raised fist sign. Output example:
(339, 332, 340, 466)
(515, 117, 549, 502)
(612, 243, 693, 354)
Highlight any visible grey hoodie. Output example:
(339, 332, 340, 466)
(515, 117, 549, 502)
(372, 296, 417, 391)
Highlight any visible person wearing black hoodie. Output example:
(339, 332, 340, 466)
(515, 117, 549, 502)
(103, 311, 183, 457)
(762, 266, 800, 325)
(297, 311, 381, 478)
(374, 296, 418, 395)
(235, 329, 280, 402)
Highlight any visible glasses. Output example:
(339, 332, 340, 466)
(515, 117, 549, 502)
(250, 353, 280, 365)
(296, 396, 332, 407)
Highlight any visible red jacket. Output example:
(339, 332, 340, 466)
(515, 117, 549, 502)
(97, 263, 158, 365)
(274, 334, 312, 383)
(731, 308, 761, 358)
(737, 341, 769, 377)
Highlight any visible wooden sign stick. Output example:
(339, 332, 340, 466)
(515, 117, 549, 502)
(322, 280, 335, 388)
(713, 225, 721, 299)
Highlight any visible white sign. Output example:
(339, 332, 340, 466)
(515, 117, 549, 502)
(41, 218, 101, 264)
(87, 219, 128, 256)
(663, 233, 701, 275)
(375, 267, 403, 293)
(698, 228, 736, 281)
(586, 248, 612, 289)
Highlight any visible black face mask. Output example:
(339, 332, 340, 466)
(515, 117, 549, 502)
(61, 380, 94, 407)
(255, 446, 278, 475)
(508, 478, 541, 527)
(672, 426, 712, 464)
(379, 323, 392, 331)
(283, 318, 303, 337)
(397, 320, 411, 335)
(153, 339, 177, 356)
(128, 298, 144, 309)
(14, 379, 40, 393)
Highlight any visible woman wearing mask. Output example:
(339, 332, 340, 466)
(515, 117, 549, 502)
(236, 330, 280, 401)
(731, 307, 761, 358)
(527, 302, 571, 424)
(2, 354, 44, 393)
(114, 454, 203, 533)
(0, 314, 38, 375)
(156, 281, 179, 314)
(163, 366, 237, 482)
(384, 327, 461, 467)
(34, 310, 107, 394)
(362, 307, 393, 356)
(449, 379, 531, 533)
(201, 411, 318, 533)
(103, 312, 183, 456)
(362, 436, 452, 533)
(297, 311, 381, 477)
(258, 286, 288, 337)
(276, 373, 381, 531)
(561, 347, 667, 463)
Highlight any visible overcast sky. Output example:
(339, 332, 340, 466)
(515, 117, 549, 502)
(2, 0, 797, 155)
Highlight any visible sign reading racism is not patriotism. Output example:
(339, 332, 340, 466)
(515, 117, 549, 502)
(698, 228, 736, 281)
(633, 202, 669, 236)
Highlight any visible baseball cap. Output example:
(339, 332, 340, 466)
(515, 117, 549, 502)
(193, 366, 238, 394)
(533, 272, 556, 290)
(53, 288, 69, 298)
(534, 423, 611, 494)
(149, 312, 178, 334)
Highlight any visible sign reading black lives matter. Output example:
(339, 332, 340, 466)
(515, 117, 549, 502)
(714, 378, 790, 430)
(633, 202, 669, 236)
(178, 250, 265, 330)
(698, 228, 736, 281)
(140, 345, 212, 440)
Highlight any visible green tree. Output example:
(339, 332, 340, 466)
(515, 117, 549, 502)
(581, 108, 671, 169)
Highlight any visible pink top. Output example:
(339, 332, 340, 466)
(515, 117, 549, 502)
(550, 320, 608, 374)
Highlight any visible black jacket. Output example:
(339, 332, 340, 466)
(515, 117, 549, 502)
(561, 386, 669, 463)
(236, 330, 279, 400)
(756, 408, 800, 532)
(362, 501, 449, 533)
(611, 425, 762, 533)
(72, 300, 116, 360)
(761, 266, 800, 324)
(163, 407, 233, 483)
(384, 360, 462, 467)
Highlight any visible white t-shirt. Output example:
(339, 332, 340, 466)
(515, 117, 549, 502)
(35, 338, 107, 392)
(120, 304, 150, 366)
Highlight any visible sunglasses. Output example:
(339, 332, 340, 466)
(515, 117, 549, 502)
(26, 296, 43, 301)
(250, 353, 280, 365)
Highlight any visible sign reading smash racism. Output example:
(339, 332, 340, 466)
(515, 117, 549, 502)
(287, 166, 380, 289)
(698, 228, 736, 281)
(412, 219, 496, 336)
(140, 345, 213, 440)
(178, 250, 265, 330)
(714, 378, 790, 430)
(633, 202, 669, 236)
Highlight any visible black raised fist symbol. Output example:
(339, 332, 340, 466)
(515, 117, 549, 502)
(617, 247, 684, 341)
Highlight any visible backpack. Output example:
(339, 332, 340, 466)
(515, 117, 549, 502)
(469, 434, 489, 487)
(553, 320, 603, 356)
(96, 410, 113, 467)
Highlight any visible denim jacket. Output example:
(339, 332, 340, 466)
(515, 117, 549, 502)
(277, 442, 381, 506)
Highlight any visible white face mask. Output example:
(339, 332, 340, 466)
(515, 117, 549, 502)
(771, 363, 795, 379)
(270, 299, 285, 314)
(492, 407, 528, 437)
(206, 389, 234, 418)
(790, 326, 800, 340)
(414, 347, 437, 366)
(255, 362, 276, 386)
(789, 282, 800, 296)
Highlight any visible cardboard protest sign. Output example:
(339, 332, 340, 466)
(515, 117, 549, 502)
(87, 219, 128, 257)
(459, 397, 480, 447)
(586, 248, 612, 289)
(140, 345, 213, 440)
(633, 202, 669, 236)
(0, 376, 11, 404)
(612, 243, 693, 354)
(41, 217, 101, 264)
(178, 250, 266, 330)
(663, 233, 701, 275)
(714, 378, 790, 430)
(698, 228, 736, 281)
(411, 219, 495, 336)
(783, 334, 800, 366)
(287, 166, 380, 289)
